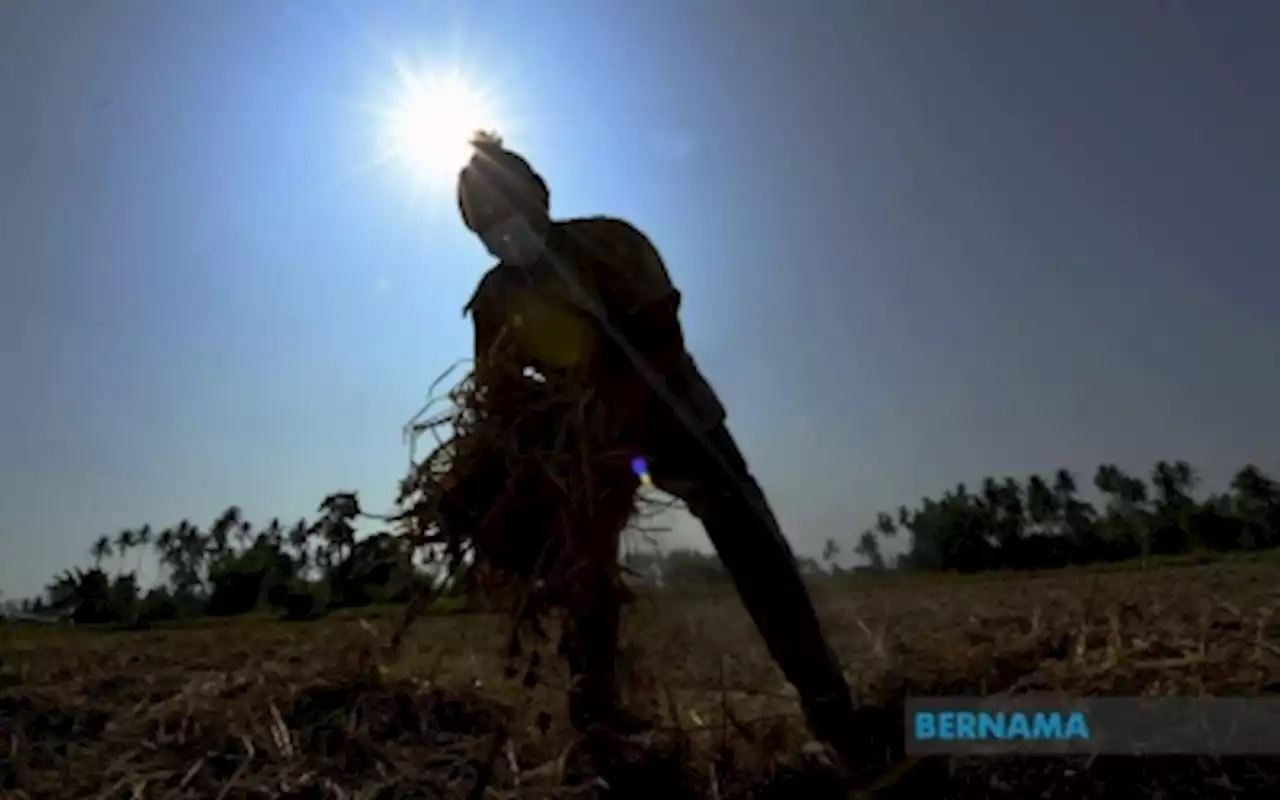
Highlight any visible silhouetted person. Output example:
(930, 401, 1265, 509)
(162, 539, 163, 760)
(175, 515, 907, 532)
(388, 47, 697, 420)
(451, 133, 860, 766)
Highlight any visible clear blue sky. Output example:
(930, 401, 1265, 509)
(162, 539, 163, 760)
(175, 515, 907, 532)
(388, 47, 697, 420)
(3, 1, 1279, 599)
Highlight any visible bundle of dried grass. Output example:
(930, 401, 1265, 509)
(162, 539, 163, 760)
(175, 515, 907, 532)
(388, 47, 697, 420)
(394, 362, 650, 642)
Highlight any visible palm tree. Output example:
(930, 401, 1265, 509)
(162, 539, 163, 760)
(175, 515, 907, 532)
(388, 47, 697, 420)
(1052, 469, 1076, 514)
(874, 511, 898, 538)
(978, 476, 1024, 552)
(980, 476, 1002, 518)
(1152, 460, 1197, 510)
(1118, 473, 1149, 508)
(1230, 464, 1278, 548)
(1000, 476, 1026, 528)
(1052, 468, 1088, 539)
(170, 520, 207, 596)
(1172, 460, 1196, 492)
(1149, 460, 1198, 552)
(314, 493, 360, 564)
(854, 530, 885, 569)
(821, 537, 841, 565)
(113, 529, 136, 576)
(262, 518, 284, 550)
(1094, 463, 1120, 498)
(287, 518, 310, 552)
(155, 527, 177, 583)
(209, 506, 242, 556)
(986, 477, 1026, 556)
(46, 570, 82, 611)
(45, 568, 112, 624)
(90, 535, 114, 569)
(1096, 464, 1151, 563)
(133, 525, 152, 575)
(896, 505, 912, 529)
(286, 519, 311, 577)
(1025, 474, 1056, 533)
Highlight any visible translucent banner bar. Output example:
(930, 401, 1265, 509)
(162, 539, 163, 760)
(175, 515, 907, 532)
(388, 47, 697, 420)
(906, 696, 1280, 756)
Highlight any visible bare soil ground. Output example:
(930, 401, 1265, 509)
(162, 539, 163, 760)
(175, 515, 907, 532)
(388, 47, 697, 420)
(3, 559, 1280, 798)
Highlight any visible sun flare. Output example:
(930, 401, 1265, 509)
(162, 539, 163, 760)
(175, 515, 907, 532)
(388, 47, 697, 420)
(380, 62, 501, 187)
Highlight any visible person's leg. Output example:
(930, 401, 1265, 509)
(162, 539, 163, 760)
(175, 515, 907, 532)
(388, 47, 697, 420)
(557, 481, 642, 733)
(561, 566, 623, 730)
(650, 423, 860, 762)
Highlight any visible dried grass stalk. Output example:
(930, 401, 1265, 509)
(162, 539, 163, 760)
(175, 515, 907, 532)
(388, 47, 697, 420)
(395, 363, 652, 638)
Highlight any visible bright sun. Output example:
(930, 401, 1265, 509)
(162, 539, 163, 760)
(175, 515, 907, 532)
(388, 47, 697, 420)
(380, 62, 501, 186)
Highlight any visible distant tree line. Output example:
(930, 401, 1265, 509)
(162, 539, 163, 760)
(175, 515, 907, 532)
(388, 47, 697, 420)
(621, 460, 1280, 587)
(21, 493, 425, 627)
(11, 460, 1279, 625)
(852, 460, 1280, 573)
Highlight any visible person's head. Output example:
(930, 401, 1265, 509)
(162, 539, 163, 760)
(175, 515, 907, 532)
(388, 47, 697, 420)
(456, 131, 551, 265)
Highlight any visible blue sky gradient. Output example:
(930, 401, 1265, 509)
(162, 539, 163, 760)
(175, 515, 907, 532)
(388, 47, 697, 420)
(3, 1, 1279, 598)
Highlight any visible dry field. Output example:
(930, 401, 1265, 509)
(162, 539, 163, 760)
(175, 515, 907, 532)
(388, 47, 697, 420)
(4, 559, 1280, 799)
